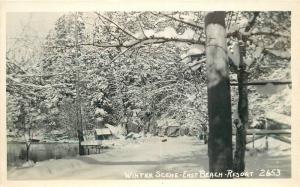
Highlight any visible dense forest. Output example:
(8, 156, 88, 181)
(6, 11, 291, 178)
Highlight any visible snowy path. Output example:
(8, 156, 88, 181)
(7, 136, 290, 179)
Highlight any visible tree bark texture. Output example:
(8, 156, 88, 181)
(205, 11, 233, 177)
(233, 42, 249, 174)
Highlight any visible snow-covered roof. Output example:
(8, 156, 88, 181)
(95, 128, 112, 135)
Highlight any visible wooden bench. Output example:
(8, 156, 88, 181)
(81, 140, 102, 155)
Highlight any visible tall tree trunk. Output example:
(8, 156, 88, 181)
(26, 128, 31, 161)
(77, 129, 85, 155)
(233, 42, 248, 174)
(233, 13, 259, 169)
(74, 12, 85, 156)
(26, 143, 30, 161)
(75, 86, 84, 155)
(205, 11, 233, 177)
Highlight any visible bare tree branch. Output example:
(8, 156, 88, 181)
(7, 59, 27, 74)
(153, 12, 204, 30)
(7, 75, 73, 89)
(95, 12, 139, 41)
(227, 12, 289, 40)
(12, 72, 74, 78)
(48, 36, 204, 49)
(137, 15, 147, 39)
(227, 12, 259, 38)
(244, 12, 260, 32)
(246, 31, 289, 38)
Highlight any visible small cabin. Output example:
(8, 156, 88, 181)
(94, 128, 113, 140)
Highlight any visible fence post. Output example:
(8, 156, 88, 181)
(265, 120, 268, 150)
(252, 132, 255, 149)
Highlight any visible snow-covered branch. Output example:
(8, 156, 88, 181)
(246, 31, 289, 38)
(12, 72, 74, 78)
(95, 12, 139, 41)
(153, 12, 204, 30)
(7, 75, 73, 89)
(264, 48, 291, 60)
(50, 36, 203, 49)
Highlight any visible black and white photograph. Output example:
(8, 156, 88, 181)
(3, 10, 294, 180)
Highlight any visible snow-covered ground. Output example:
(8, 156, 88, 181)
(7, 136, 290, 180)
(245, 136, 291, 178)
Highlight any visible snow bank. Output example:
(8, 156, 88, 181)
(21, 160, 35, 168)
(8, 136, 290, 179)
(105, 124, 126, 138)
(179, 28, 195, 40)
(155, 26, 177, 38)
(8, 158, 90, 179)
(265, 111, 291, 127)
(254, 83, 287, 96)
(126, 132, 142, 139)
(186, 44, 205, 56)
